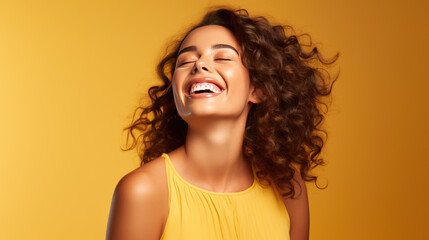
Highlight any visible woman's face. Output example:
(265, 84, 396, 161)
(172, 25, 259, 122)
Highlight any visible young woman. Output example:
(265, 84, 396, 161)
(106, 8, 337, 240)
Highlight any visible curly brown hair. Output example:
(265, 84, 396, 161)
(123, 8, 338, 199)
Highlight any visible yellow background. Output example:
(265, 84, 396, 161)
(1, 0, 427, 239)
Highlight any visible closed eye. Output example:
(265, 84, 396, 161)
(215, 58, 231, 61)
(178, 61, 195, 67)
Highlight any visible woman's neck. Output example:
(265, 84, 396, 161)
(178, 114, 253, 192)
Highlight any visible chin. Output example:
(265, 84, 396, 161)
(181, 110, 222, 119)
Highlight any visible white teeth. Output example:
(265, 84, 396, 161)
(189, 83, 221, 95)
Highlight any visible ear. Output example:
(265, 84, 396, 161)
(249, 85, 262, 104)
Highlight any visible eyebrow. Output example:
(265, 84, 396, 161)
(177, 44, 239, 57)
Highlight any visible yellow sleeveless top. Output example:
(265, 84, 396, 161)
(160, 153, 290, 240)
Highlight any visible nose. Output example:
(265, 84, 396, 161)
(192, 59, 212, 74)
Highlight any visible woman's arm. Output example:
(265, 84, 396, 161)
(106, 169, 166, 240)
(283, 170, 310, 240)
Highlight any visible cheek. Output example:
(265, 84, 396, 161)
(171, 73, 183, 102)
(172, 71, 185, 91)
(224, 66, 251, 89)
(171, 77, 188, 117)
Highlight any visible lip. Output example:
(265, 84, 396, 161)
(187, 91, 223, 98)
(184, 77, 225, 97)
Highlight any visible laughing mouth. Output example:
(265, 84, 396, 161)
(188, 82, 223, 95)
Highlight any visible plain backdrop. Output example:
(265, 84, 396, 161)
(0, 0, 427, 239)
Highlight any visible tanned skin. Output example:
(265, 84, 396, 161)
(106, 25, 309, 240)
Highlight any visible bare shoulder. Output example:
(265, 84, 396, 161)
(113, 156, 167, 206)
(106, 156, 168, 240)
(118, 156, 167, 192)
(282, 169, 310, 240)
